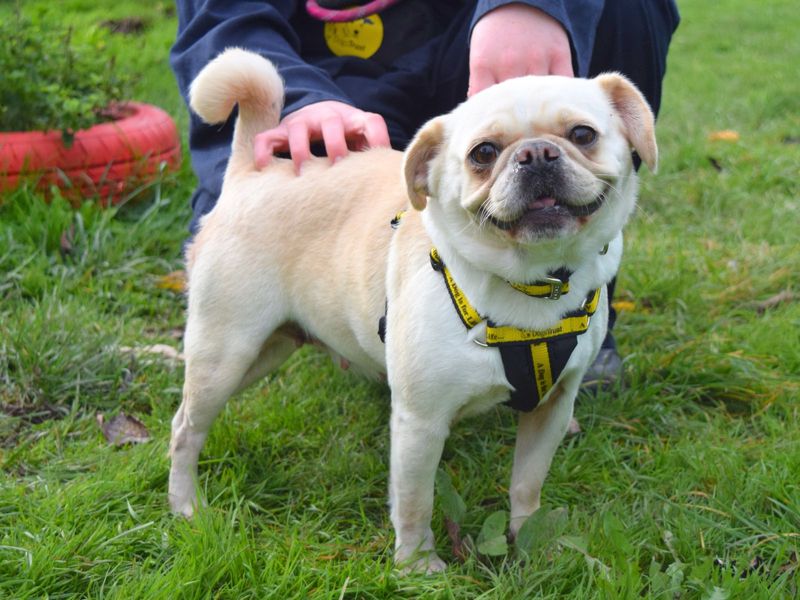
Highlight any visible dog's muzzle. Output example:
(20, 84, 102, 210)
(478, 141, 611, 231)
(479, 186, 609, 230)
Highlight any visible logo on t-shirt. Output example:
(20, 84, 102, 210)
(324, 14, 383, 59)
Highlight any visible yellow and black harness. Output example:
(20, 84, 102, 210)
(378, 212, 603, 412)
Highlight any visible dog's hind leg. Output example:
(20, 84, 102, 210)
(235, 328, 299, 393)
(508, 377, 579, 537)
(168, 311, 291, 517)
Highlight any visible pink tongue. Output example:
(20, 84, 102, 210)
(529, 196, 557, 210)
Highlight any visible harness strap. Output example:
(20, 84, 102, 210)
(429, 248, 602, 411)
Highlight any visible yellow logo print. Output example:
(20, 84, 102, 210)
(324, 14, 383, 59)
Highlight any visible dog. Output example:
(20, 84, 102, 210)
(168, 48, 657, 573)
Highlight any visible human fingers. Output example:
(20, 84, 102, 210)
(548, 47, 574, 77)
(359, 112, 391, 149)
(498, 48, 547, 79)
(467, 64, 496, 97)
(320, 115, 349, 164)
(254, 127, 289, 169)
(286, 120, 312, 174)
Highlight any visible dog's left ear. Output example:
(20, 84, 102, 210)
(596, 73, 658, 172)
(403, 117, 445, 210)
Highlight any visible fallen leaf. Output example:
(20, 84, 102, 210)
(707, 156, 724, 172)
(612, 300, 636, 313)
(708, 130, 740, 142)
(59, 225, 75, 258)
(119, 344, 184, 362)
(100, 17, 148, 35)
(749, 290, 798, 314)
(444, 517, 467, 562)
(776, 551, 798, 575)
(156, 270, 187, 293)
(97, 412, 151, 446)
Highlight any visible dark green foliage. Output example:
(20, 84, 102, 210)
(0, 10, 131, 144)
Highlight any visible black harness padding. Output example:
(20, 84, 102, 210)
(497, 332, 579, 412)
(377, 300, 388, 343)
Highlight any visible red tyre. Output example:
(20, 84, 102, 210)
(0, 102, 181, 204)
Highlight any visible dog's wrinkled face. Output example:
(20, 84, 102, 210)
(404, 73, 657, 250)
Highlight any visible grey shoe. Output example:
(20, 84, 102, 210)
(581, 347, 623, 393)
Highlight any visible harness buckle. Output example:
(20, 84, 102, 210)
(543, 276, 565, 300)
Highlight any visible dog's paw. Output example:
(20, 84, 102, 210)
(508, 516, 526, 541)
(396, 552, 447, 576)
(168, 491, 202, 518)
(169, 499, 195, 518)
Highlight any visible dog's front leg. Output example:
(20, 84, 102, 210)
(389, 405, 449, 574)
(508, 378, 578, 537)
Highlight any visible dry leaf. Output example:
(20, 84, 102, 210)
(100, 17, 147, 35)
(612, 300, 636, 313)
(444, 516, 468, 563)
(120, 344, 185, 362)
(156, 270, 187, 293)
(749, 290, 798, 314)
(97, 412, 151, 446)
(59, 226, 74, 258)
(708, 129, 740, 142)
(707, 156, 724, 172)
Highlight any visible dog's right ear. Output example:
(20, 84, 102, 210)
(403, 117, 445, 210)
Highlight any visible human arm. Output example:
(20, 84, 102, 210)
(171, 0, 389, 172)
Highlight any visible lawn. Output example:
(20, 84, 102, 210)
(1, 0, 798, 598)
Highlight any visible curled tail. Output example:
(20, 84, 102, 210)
(189, 48, 284, 175)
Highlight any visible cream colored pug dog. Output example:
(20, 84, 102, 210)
(169, 48, 657, 573)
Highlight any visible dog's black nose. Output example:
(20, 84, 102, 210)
(515, 141, 561, 166)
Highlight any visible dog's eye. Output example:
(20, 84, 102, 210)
(568, 126, 597, 147)
(469, 142, 499, 167)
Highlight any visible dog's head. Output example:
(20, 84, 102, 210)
(403, 73, 657, 266)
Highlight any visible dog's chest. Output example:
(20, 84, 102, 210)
(455, 382, 517, 419)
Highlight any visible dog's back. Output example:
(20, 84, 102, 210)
(186, 49, 411, 377)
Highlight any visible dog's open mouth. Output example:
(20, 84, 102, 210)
(480, 188, 608, 231)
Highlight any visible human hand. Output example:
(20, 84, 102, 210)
(468, 3, 573, 97)
(253, 100, 391, 173)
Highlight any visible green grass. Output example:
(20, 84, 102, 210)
(1, 0, 799, 597)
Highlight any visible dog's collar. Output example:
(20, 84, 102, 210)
(507, 271, 572, 300)
(429, 248, 602, 411)
(507, 242, 608, 299)
(429, 249, 601, 345)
